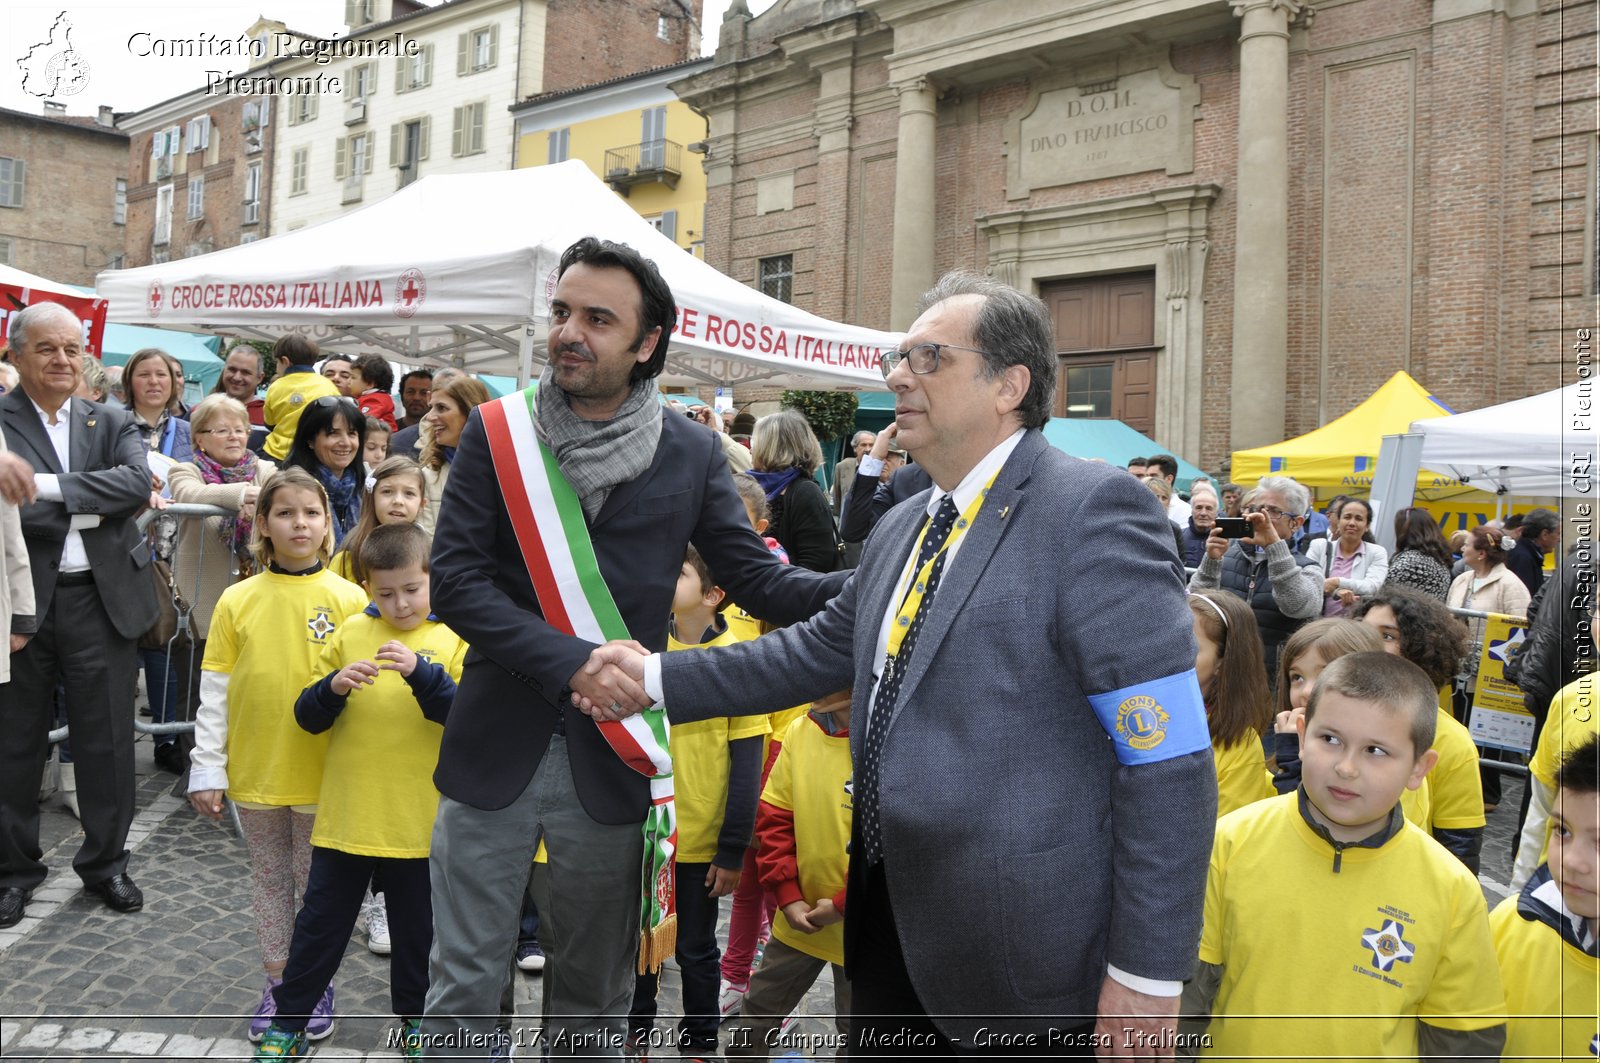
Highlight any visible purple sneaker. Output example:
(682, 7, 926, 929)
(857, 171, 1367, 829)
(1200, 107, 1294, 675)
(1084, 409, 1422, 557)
(248, 976, 282, 1042)
(306, 982, 335, 1040)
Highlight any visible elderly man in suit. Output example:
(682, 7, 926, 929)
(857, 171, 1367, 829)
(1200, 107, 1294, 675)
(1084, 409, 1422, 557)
(420, 237, 845, 1059)
(0, 302, 159, 928)
(585, 271, 1216, 1057)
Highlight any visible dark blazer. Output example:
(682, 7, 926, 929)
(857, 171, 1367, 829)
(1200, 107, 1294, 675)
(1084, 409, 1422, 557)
(0, 391, 159, 639)
(837, 461, 932, 543)
(662, 431, 1216, 1034)
(429, 404, 847, 822)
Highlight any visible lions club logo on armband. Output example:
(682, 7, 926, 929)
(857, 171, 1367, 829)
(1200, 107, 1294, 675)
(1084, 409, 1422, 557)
(1115, 695, 1169, 752)
(306, 609, 336, 641)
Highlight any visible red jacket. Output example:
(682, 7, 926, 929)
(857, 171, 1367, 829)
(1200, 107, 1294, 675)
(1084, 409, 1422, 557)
(358, 390, 398, 430)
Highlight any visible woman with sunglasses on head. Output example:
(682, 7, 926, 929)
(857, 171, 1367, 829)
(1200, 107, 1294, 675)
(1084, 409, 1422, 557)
(284, 396, 367, 548)
(1382, 506, 1455, 603)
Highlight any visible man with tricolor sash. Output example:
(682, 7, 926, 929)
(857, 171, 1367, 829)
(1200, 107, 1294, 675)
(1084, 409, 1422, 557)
(585, 272, 1218, 1059)
(420, 237, 847, 1059)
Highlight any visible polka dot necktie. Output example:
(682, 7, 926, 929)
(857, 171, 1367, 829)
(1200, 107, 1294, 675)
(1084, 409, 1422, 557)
(858, 494, 961, 866)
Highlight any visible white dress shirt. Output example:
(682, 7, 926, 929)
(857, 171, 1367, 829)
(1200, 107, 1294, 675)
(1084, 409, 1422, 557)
(28, 396, 99, 573)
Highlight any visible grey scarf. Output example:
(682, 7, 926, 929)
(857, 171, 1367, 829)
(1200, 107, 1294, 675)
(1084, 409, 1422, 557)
(533, 365, 663, 521)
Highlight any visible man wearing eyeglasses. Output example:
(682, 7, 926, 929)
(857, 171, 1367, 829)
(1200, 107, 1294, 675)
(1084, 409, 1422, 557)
(584, 271, 1216, 1057)
(1188, 477, 1322, 676)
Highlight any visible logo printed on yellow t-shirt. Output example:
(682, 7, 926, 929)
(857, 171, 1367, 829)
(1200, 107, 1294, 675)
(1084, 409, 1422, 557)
(1116, 694, 1169, 751)
(307, 608, 337, 641)
(1362, 919, 1416, 973)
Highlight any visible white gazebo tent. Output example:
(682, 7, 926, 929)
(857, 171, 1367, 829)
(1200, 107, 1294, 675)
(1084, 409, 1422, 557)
(1413, 382, 1586, 496)
(95, 162, 892, 391)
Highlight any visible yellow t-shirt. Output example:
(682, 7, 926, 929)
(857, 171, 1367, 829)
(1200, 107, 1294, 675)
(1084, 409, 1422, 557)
(762, 712, 852, 966)
(1199, 794, 1505, 1060)
(203, 568, 368, 805)
(262, 369, 340, 461)
(309, 612, 468, 857)
(1530, 674, 1599, 789)
(1213, 736, 1272, 818)
(1400, 774, 1432, 830)
(667, 623, 769, 864)
(1428, 708, 1486, 830)
(722, 602, 808, 760)
(1490, 893, 1600, 1060)
(328, 549, 356, 584)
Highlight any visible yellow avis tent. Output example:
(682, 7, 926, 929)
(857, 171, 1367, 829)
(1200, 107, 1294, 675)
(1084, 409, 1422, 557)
(1231, 371, 1457, 491)
(1229, 372, 1517, 531)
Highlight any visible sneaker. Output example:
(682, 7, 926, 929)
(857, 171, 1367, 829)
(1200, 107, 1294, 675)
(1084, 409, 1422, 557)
(399, 1017, 423, 1060)
(515, 939, 546, 972)
(364, 893, 391, 955)
(306, 981, 335, 1040)
(718, 978, 746, 1021)
(248, 977, 282, 1041)
(252, 1026, 307, 1058)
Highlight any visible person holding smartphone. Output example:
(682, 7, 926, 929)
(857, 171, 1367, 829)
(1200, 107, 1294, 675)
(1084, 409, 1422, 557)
(1188, 476, 1323, 679)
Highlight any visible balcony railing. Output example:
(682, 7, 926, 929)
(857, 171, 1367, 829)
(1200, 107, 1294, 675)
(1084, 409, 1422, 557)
(602, 139, 682, 197)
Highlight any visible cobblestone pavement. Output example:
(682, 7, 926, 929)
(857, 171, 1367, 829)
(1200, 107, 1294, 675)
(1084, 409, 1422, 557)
(0, 732, 1529, 1062)
(0, 733, 840, 1061)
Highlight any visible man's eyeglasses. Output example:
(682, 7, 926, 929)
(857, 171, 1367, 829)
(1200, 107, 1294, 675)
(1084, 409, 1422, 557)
(878, 341, 992, 379)
(1242, 504, 1289, 520)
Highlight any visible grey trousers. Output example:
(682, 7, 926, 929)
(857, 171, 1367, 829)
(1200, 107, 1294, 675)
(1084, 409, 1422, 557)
(422, 736, 643, 1060)
(728, 935, 850, 1060)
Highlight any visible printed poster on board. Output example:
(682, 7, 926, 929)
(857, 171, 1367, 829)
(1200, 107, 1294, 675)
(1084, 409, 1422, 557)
(1469, 612, 1535, 754)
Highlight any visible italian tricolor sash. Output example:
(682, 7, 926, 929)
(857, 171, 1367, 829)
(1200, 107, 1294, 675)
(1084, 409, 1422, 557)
(481, 386, 677, 973)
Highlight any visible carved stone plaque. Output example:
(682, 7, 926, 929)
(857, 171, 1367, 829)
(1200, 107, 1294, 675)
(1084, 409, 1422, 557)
(1006, 55, 1199, 199)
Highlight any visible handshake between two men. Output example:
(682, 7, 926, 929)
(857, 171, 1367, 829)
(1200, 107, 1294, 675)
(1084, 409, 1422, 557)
(569, 641, 657, 721)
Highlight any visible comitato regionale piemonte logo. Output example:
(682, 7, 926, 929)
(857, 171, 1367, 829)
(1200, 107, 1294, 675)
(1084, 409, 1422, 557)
(17, 12, 91, 99)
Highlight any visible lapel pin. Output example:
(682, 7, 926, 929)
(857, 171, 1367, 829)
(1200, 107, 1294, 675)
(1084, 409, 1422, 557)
(85, 419, 96, 427)
(998, 505, 1010, 519)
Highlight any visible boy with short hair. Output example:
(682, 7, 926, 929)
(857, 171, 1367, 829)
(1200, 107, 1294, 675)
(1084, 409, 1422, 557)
(1492, 733, 1600, 1058)
(262, 335, 340, 461)
(252, 523, 467, 1060)
(728, 688, 853, 1060)
(1180, 651, 1506, 1059)
(629, 545, 768, 1058)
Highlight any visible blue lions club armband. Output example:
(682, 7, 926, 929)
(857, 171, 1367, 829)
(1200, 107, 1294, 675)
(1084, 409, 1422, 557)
(1087, 669, 1210, 766)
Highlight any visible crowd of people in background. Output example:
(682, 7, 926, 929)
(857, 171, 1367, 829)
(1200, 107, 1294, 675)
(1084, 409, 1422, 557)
(0, 247, 1595, 1063)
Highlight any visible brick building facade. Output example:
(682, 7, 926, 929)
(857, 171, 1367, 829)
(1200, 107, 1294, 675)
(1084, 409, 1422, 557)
(677, 0, 1598, 471)
(0, 105, 128, 285)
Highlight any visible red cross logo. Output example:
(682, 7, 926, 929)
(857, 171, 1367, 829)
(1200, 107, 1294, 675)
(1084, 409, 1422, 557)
(394, 268, 426, 319)
(146, 282, 164, 318)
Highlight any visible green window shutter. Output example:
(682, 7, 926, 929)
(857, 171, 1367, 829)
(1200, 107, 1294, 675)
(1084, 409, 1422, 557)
(457, 33, 469, 76)
(451, 107, 464, 157)
(487, 25, 499, 68)
(389, 123, 400, 167)
(394, 56, 406, 93)
(660, 209, 677, 242)
(334, 137, 347, 180)
(419, 116, 431, 160)
(364, 135, 373, 174)
(422, 44, 433, 86)
(470, 103, 484, 154)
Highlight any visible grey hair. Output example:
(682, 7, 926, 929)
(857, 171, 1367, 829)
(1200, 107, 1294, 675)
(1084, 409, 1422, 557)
(7, 301, 82, 352)
(1252, 475, 1310, 517)
(752, 408, 824, 477)
(851, 429, 876, 447)
(78, 356, 108, 398)
(1522, 507, 1560, 535)
(915, 270, 1056, 430)
(1188, 482, 1219, 501)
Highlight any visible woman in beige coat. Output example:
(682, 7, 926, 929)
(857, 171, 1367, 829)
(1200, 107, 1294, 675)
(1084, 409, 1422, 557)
(165, 395, 276, 769)
(0, 424, 35, 685)
(417, 375, 490, 539)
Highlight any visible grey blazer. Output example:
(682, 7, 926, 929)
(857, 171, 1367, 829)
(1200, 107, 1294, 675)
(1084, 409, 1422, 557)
(0, 391, 159, 640)
(663, 429, 1217, 1034)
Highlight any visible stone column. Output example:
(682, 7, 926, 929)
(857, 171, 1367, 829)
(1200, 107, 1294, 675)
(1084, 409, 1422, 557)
(1228, 0, 1306, 450)
(890, 77, 937, 330)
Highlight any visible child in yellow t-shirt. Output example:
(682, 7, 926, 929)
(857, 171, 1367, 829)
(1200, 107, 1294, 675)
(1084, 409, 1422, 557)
(1180, 652, 1506, 1060)
(252, 523, 466, 1059)
(186, 467, 368, 1044)
(1491, 733, 1600, 1059)
(629, 545, 768, 1059)
(720, 472, 810, 1015)
(262, 335, 340, 462)
(1510, 601, 1600, 889)
(1186, 590, 1274, 816)
(1352, 588, 1487, 873)
(728, 688, 853, 1061)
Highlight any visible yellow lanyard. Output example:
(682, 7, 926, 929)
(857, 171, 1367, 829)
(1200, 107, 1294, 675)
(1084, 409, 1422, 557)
(886, 473, 998, 659)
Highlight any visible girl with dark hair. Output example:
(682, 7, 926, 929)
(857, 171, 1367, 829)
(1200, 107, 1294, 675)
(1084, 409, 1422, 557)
(1352, 586, 1486, 872)
(284, 396, 367, 547)
(1382, 506, 1454, 602)
(1187, 590, 1274, 815)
